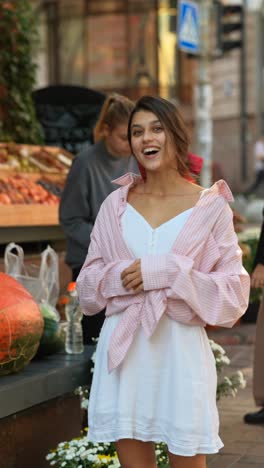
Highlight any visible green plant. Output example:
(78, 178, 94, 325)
(0, 1, 43, 144)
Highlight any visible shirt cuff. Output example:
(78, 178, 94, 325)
(141, 255, 169, 290)
(141, 254, 194, 291)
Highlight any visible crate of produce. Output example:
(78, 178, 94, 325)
(0, 143, 73, 174)
(0, 174, 65, 226)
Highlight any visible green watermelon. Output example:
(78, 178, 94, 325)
(35, 302, 64, 357)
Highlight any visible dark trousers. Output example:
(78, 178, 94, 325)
(72, 266, 105, 345)
(253, 299, 264, 407)
(244, 170, 264, 196)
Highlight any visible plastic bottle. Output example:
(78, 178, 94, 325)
(65, 282, 84, 354)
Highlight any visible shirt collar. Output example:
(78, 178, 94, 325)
(113, 173, 233, 202)
(112, 172, 142, 186)
(112, 173, 142, 220)
(112, 173, 234, 220)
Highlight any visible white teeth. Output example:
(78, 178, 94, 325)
(143, 147, 159, 154)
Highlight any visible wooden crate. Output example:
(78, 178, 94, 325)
(0, 204, 59, 227)
(0, 172, 65, 227)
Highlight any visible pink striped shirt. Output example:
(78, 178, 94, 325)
(77, 173, 250, 373)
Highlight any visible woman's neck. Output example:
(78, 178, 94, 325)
(142, 170, 192, 196)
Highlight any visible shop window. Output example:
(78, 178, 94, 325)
(33, 0, 159, 98)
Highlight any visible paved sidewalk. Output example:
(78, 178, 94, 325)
(206, 324, 264, 467)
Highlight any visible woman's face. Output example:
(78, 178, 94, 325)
(104, 123, 131, 158)
(130, 110, 177, 173)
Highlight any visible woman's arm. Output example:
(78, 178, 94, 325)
(139, 203, 250, 327)
(76, 213, 139, 316)
(59, 153, 94, 249)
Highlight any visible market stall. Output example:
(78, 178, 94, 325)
(0, 142, 72, 287)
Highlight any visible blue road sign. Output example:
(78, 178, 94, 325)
(178, 0, 200, 54)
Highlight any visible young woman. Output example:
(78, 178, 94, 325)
(77, 96, 250, 467)
(59, 93, 138, 343)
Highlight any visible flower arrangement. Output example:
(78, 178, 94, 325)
(46, 340, 246, 468)
(209, 340, 246, 400)
(46, 435, 169, 468)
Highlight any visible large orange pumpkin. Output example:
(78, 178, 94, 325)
(0, 273, 44, 376)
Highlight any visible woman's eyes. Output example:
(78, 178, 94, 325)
(132, 127, 163, 136)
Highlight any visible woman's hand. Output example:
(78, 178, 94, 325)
(251, 264, 264, 288)
(121, 259, 143, 292)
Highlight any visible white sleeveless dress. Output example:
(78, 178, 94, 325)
(87, 203, 223, 456)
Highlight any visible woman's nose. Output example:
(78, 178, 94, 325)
(142, 130, 152, 142)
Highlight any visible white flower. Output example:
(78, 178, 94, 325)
(81, 399, 89, 409)
(209, 339, 225, 354)
(223, 376, 232, 386)
(232, 370, 247, 389)
(238, 227, 260, 242)
(221, 355, 231, 366)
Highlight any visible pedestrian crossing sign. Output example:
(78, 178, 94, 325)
(178, 0, 200, 54)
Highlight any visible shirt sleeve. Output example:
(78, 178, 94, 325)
(141, 203, 250, 327)
(76, 210, 138, 316)
(59, 152, 94, 250)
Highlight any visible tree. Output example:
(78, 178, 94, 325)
(0, 1, 43, 144)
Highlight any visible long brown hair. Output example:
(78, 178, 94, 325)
(94, 93, 134, 142)
(127, 95, 191, 178)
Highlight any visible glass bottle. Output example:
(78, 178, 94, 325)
(65, 282, 84, 354)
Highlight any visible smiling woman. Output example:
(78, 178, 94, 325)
(128, 95, 192, 180)
(76, 95, 250, 468)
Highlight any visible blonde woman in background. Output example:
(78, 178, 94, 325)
(59, 93, 138, 344)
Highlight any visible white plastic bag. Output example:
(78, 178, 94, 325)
(4, 242, 60, 308)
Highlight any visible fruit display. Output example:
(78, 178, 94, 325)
(0, 273, 44, 376)
(36, 177, 65, 197)
(0, 175, 60, 205)
(0, 142, 73, 173)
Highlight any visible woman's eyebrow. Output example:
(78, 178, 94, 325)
(131, 120, 161, 128)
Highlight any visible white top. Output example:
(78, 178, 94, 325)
(124, 203, 194, 255)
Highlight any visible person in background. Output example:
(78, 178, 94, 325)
(77, 96, 250, 468)
(245, 136, 264, 196)
(59, 93, 138, 344)
(244, 209, 264, 424)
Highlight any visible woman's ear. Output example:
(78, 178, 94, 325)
(102, 123, 110, 139)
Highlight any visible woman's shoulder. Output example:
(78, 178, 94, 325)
(99, 186, 122, 212)
(76, 142, 100, 162)
(200, 179, 234, 203)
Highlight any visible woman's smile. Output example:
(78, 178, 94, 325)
(142, 146, 161, 159)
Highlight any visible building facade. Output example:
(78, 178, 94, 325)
(32, 0, 263, 191)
